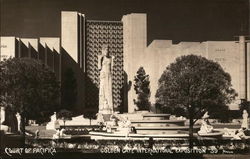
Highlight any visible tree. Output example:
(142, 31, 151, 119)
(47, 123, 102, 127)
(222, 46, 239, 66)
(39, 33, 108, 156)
(0, 58, 61, 145)
(155, 55, 237, 148)
(57, 109, 73, 128)
(61, 68, 77, 111)
(133, 67, 151, 111)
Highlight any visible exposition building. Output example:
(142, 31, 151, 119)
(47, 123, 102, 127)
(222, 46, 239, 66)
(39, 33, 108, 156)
(0, 11, 249, 114)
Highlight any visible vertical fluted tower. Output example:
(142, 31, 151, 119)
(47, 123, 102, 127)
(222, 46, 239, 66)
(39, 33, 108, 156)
(239, 35, 246, 99)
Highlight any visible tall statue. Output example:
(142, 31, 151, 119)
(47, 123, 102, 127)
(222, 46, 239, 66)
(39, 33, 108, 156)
(241, 110, 249, 129)
(16, 113, 21, 132)
(98, 44, 114, 114)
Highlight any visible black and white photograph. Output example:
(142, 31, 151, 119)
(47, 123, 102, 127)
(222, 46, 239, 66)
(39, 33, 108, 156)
(0, 0, 250, 158)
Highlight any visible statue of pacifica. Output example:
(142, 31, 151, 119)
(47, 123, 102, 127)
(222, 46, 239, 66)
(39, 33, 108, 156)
(98, 44, 114, 115)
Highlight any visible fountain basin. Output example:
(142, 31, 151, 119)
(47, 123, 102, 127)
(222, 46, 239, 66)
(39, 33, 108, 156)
(142, 114, 171, 120)
(89, 131, 190, 140)
(135, 125, 200, 134)
(89, 130, 224, 141)
(131, 119, 186, 127)
(197, 131, 224, 139)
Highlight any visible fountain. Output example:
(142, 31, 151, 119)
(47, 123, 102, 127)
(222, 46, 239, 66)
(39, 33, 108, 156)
(89, 112, 202, 140)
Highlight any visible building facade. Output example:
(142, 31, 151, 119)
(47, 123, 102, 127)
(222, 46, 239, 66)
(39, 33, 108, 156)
(0, 11, 249, 114)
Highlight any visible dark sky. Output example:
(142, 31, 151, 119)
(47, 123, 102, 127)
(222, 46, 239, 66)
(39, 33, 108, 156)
(0, 0, 249, 44)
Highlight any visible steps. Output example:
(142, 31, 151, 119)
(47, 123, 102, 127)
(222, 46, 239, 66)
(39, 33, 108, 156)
(114, 113, 200, 135)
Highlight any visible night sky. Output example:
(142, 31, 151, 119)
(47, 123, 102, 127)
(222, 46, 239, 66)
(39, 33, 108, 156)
(0, 0, 249, 44)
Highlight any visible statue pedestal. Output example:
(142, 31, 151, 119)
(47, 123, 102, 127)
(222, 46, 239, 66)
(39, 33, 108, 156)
(98, 108, 113, 122)
(46, 121, 56, 130)
(99, 109, 113, 115)
(97, 112, 112, 122)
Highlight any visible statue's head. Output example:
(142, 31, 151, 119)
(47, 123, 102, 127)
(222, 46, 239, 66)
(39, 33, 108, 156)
(102, 44, 109, 56)
(243, 110, 247, 114)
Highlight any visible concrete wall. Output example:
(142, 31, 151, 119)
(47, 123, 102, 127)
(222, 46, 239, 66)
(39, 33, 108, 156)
(121, 13, 249, 111)
(40, 38, 60, 53)
(142, 40, 243, 110)
(122, 13, 147, 113)
(0, 37, 17, 61)
(206, 41, 240, 98)
(40, 37, 61, 80)
(61, 11, 85, 68)
(247, 43, 250, 101)
(19, 38, 38, 59)
(61, 11, 86, 114)
(61, 11, 79, 63)
(144, 41, 206, 107)
(0, 36, 61, 80)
